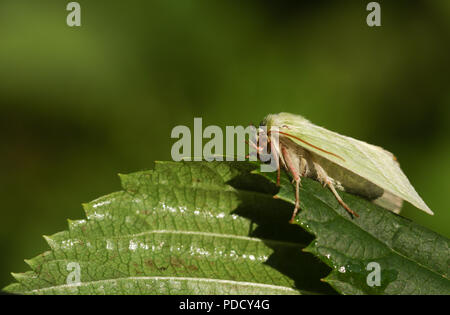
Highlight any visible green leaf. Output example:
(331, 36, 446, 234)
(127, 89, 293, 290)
(257, 168, 450, 295)
(6, 160, 449, 295)
(3, 161, 334, 295)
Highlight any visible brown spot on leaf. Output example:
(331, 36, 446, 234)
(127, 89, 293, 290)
(170, 257, 185, 268)
(145, 258, 155, 269)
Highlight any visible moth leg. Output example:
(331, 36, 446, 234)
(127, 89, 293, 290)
(313, 162, 359, 218)
(299, 156, 308, 179)
(245, 140, 263, 153)
(269, 140, 281, 186)
(290, 180, 300, 223)
(245, 139, 263, 160)
(280, 146, 301, 223)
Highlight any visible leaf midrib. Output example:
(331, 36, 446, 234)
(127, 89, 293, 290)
(25, 276, 301, 294)
(60, 230, 307, 249)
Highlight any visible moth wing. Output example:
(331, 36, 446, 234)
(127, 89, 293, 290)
(373, 190, 403, 214)
(268, 113, 433, 215)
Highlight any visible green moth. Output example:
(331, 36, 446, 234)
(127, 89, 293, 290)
(257, 112, 433, 223)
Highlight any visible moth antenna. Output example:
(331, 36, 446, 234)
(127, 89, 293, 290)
(269, 130, 345, 162)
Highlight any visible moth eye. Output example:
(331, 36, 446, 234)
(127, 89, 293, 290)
(281, 124, 291, 129)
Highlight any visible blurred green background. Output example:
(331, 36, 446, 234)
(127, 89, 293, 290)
(1, 1, 449, 289)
